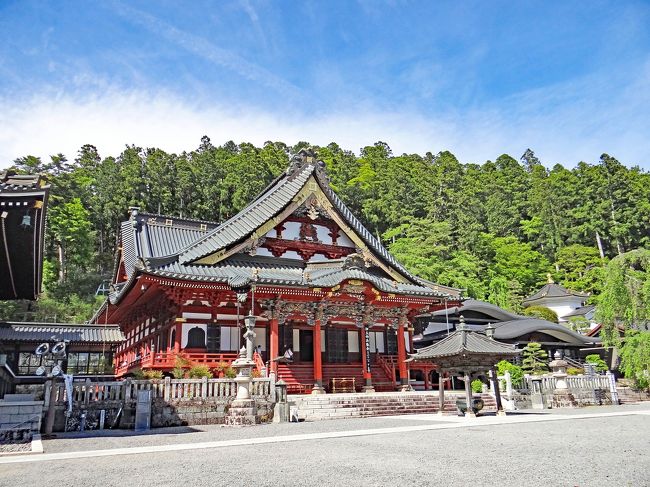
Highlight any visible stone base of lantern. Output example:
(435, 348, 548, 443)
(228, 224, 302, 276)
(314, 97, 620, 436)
(552, 389, 578, 409)
(225, 399, 258, 426)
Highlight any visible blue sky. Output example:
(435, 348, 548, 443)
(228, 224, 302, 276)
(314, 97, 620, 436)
(1, 0, 649, 169)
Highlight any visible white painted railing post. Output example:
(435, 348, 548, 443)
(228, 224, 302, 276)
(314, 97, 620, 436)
(504, 370, 513, 400)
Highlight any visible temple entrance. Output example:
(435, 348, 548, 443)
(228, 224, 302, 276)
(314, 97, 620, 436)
(299, 329, 313, 362)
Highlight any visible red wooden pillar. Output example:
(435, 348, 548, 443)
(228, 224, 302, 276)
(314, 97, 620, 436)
(312, 319, 324, 393)
(397, 323, 408, 389)
(269, 317, 279, 374)
(174, 319, 183, 353)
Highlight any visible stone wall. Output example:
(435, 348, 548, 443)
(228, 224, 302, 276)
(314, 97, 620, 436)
(49, 397, 275, 431)
(0, 397, 43, 433)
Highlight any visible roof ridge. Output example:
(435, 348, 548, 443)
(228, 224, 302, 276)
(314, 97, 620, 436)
(175, 163, 315, 263)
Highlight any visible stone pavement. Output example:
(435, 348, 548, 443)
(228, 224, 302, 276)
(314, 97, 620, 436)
(0, 403, 648, 486)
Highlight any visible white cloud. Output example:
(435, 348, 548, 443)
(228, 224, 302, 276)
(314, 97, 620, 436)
(0, 73, 648, 170)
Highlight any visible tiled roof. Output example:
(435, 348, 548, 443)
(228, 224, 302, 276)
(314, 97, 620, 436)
(142, 256, 440, 296)
(0, 172, 48, 195)
(493, 318, 600, 344)
(0, 322, 124, 343)
(427, 299, 523, 321)
(119, 213, 218, 279)
(111, 150, 461, 302)
(176, 165, 315, 264)
(524, 282, 588, 303)
(410, 325, 520, 360)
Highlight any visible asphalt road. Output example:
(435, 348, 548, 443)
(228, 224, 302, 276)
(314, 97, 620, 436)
(0, 404, 648, 487)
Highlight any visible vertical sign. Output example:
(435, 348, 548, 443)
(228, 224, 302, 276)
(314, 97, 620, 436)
(364, 326, 371, 373)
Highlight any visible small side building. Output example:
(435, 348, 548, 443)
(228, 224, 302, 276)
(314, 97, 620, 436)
(523, 275, 591, 325)
(0, 322, 124, 398)
(0, 171, 50, 300)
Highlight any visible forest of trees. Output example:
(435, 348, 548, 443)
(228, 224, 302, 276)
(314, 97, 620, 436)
(1, 138, 649, 326)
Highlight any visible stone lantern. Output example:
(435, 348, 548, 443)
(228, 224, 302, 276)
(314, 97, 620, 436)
(549, 351, 569, 391)
(226, 314, 258, 425)
(549, 351, 577, 408)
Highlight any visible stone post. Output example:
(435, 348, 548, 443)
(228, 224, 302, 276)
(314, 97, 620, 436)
(438, 370, 445, 416)
(463, 373, 475, 418)
(490, 367, 505, 416)
(504, 370, 513, 401)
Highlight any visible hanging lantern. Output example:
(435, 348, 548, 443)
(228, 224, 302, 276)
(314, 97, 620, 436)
(21, 212, 32, 229)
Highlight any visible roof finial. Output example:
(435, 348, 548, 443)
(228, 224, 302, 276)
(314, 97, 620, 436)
(485, 322, 495, 339)
(546, 272, 554, 284)
(457, 314, 468, 331)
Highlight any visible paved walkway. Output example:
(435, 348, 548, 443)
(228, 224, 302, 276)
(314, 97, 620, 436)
(0, 403, 648, 486)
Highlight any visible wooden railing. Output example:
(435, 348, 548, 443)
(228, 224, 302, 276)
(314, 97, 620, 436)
(47, 376, 274, 406)
(376, 354, 397, 385)
(116, 351, 239, 376)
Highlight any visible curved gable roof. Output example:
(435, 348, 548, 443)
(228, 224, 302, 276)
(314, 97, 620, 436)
(524, 282, 588, 303)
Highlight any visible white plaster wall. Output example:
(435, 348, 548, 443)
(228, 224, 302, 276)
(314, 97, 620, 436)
(254, 247, 273, 257)
(220, 326, 241, 351)
(369, 332, 385, 353)
(337, 232, 355, 248)
(282, 250, 302, 260)
(404, 331, 410, 352)
(529, 297, 585, 321)
(182, 323, 207, 348)
(315, 225, 332, 244)
(321, 330, 326, 352)
(181, 312, 212, 320)
(348, 331, 359, 352)
(307, 254, 330, 263)
(292, 329, 300, 351)
(283, 222, 302, 239)
(254, 327, 267, 351)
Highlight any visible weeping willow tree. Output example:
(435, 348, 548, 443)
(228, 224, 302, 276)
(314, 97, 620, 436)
(596, 249, 650, 346)
(596, 249, 650, 389)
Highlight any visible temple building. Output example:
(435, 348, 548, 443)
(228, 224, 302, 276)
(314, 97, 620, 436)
(522, 275, 591, 324)
(0, 171, 49, 300)
(415, 299, 600, 362)
(93, 150, 461, 392)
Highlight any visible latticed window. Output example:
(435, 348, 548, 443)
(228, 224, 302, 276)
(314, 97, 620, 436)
(17, 353, 43, 375)
(66, 352, 113, 375)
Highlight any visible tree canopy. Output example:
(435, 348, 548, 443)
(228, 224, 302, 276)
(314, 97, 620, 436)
(2, 141, 649, 322)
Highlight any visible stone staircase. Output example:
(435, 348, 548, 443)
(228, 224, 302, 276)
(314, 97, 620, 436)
(291, 392, 496, 421)
(277, 364, 314, 393)
(616, 386, 650, 404)
(277, 363, 396, 393)
(322, 364, 395, 392)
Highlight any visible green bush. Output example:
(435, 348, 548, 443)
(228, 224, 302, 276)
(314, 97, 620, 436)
(567, 367, 583, 376)
(172, 355, 191, 379)
(522, 306, 559, 323)
(143, 369, 163, 380)
(224, 367, 237, 379)
(522, 342, 549, 375)
(187, 364, 213, 378)
(131, 368, 146, 380)
(471, 379, 483, 393)
(496, 360, 524, 384)
(585, 354, 608, 372)
(619, 330, 650, 390)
